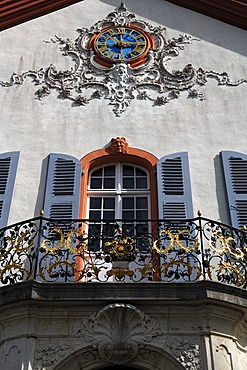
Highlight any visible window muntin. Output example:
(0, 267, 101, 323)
(89, 197, 116, 220)
(90, 165, 116, 189)
(87, 163, 150, 251)
(122, 165, 148, 189)
(88, 163, 150, 220)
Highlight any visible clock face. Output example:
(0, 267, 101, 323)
(94, 26, 148, 63)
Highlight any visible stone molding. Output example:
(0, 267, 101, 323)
(1, 280, 247, 307)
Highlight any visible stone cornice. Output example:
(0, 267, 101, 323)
(0, 281, 246, 310)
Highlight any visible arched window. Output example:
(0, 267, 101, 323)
(79, 138, 158, 221)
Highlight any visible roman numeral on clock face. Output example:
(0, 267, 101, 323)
(98, 46, 108, 53)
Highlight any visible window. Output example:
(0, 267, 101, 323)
(87, 163, 150, 251)
(87, 163, 150, 221)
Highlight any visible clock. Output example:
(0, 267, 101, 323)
(89, 25, 154, 68)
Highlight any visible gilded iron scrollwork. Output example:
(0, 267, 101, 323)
(0, 216, 246, 286)
(0, 220, 39, 284)
(203, 222, 247, 287)
(0, 4, 246, 116)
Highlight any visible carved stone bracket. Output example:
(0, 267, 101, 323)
(0, 3, 246, 116)
(76, 303, 162, 365)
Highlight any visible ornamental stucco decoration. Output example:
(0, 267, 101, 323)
(77, 303, 162, 365)
(0, 3, 246, 116)
(35, 339, 84, 370)
(168, 338, 201, 370)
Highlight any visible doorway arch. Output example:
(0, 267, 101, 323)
(53, 345, 185, 370)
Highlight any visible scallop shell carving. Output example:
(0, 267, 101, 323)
(78, 303, 162, 364)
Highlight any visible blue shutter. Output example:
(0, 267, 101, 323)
(157, 152, 193, 220)
(221, 151, 247, 228)
(43, 153, 81, 220)
(0, 152, 19, 228)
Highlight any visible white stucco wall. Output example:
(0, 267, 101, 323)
(0, 0, 246, 224)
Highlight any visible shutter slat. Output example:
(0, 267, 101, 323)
(163, 202, 187, 219)
(221, 151, 247, 228)
(157, 152, 193, 220)
(229, 157, 247, 194)
(50, 203, 73, 219)
(0, 157, 11, 194)
(0, 152, 19, 228)
(43, 153, 81, 220)
(0, 201, 3, 218)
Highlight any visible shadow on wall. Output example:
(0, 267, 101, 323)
(34, 156, 48, 217)
(100, 0, 247, 56)
(214, 154, 230, 225)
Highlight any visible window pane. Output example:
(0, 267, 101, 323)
(90, 178, 102, 189)
(104, 165, 115, 176)
(122, 210, 134, 220)
(103, 178, 115, 189)
(89, 210, 101, 220)
(136, 197, 148, 209)
(103, 197, 115, 209)
(91, 168, 102, 177)
(123, 178, 134, 189)
(123, 165, 134, 176)
(103, 210, 115, 220)
(90, 197, 101, 209)
(136, 168, 146, 176)
(136, 177, 147, 189)
(136, 210, 148, 219)
(122, 197, 134, 209)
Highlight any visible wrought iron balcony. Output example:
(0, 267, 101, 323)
(0, 215, 246, 287)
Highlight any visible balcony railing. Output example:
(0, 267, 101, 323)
(0, 215, 246, 287)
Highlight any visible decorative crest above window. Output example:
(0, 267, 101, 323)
(0, 3, 246, 116)
(108, 137, 129, 153)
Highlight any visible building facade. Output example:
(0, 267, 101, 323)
(0, 1, 247, 369)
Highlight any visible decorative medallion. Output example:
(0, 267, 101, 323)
(0, 2, 246, 116)
(77, 303, 162, 365)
